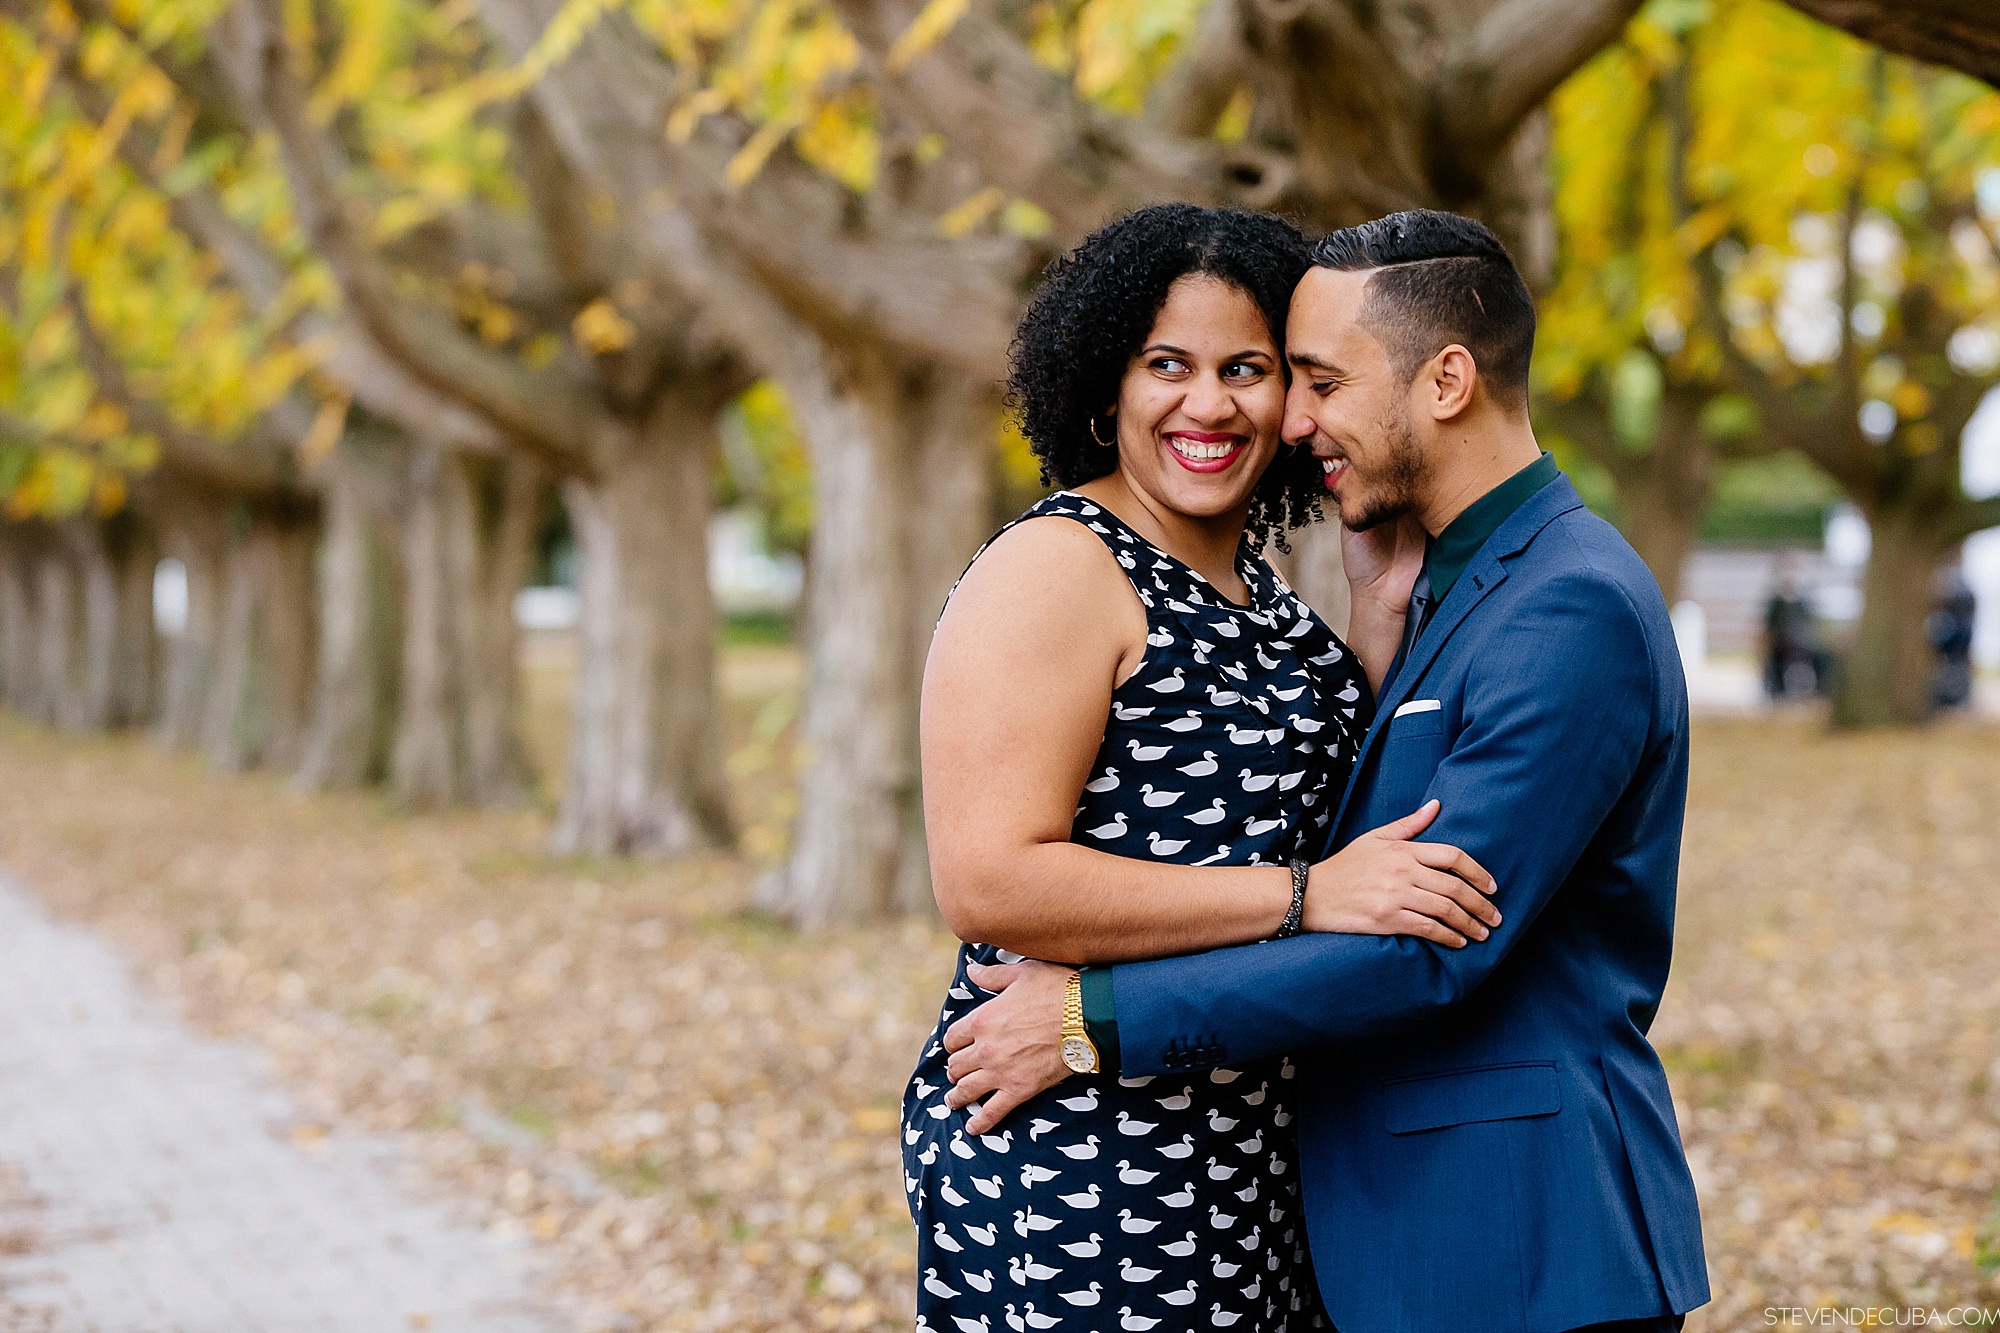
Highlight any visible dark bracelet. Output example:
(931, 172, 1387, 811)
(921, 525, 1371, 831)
(1275, 859, 1309, 939)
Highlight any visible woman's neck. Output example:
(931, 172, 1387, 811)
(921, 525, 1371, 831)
(1073, 473, 1253, 603)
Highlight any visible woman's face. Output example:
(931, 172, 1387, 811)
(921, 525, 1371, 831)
(1110, 273, 1287, 522)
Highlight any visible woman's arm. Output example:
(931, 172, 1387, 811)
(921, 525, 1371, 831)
(923, 518, 1497, 966)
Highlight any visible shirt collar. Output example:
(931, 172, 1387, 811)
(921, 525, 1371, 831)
(1423, 451, 1561, 604)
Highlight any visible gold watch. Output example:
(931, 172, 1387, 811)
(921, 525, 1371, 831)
(1060, 971, 1100, 1074)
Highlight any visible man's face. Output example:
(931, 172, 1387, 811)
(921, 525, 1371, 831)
(1283, 267, 1427, 531)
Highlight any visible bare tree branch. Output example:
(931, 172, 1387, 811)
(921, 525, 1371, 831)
(1781, 0, 2000, 89)
(231, 0, 602, 474)
(1432, 0, 1647, 168)
(474, 0, 1025, 372)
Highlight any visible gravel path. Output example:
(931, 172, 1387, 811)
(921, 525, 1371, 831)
(0, 869, 572, 1333)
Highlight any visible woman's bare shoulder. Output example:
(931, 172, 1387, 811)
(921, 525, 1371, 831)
(936, 515, 1144, 654)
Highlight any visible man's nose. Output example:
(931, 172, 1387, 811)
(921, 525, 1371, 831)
(1283, 381, 1318, 448)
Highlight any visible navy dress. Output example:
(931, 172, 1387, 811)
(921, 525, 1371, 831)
(904, 492, 1372, 1333)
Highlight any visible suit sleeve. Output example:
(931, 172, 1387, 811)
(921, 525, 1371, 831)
(1108, 568, 1660, 1076)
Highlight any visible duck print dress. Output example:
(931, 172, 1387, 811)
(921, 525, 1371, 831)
(904, 492, 1372, 1333)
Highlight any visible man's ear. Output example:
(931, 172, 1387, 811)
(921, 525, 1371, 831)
(1427, 345, 1478, 421)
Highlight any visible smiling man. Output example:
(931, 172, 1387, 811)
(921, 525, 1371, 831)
(942, 211, 1710, 1333)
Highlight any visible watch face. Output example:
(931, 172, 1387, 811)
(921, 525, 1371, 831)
(1060, 1036, 1098, 1074)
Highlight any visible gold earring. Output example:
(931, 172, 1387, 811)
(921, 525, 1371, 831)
(1089, 413, 1116, 448)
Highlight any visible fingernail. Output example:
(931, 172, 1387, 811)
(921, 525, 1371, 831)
(1475, 926, 1489, 940)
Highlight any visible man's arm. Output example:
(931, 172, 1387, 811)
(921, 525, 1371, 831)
(1108, 567, 1660, 1071)
(944, 566, 1663, 1130)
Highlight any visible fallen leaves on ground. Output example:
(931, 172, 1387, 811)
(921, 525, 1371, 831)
(0, 673, 1996, 1330)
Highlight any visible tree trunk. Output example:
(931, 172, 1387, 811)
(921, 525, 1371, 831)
(54, 520, 120, 732)
(891, 370, 1000, 917)
(1833, 507, 1946, 728)
(392, 441, 464, 807)
(200, 516, 260, 771)
(297, 442, 400, 791)
(105, 510, 160, 728)
(553, 400, 731, 855)
(32, 542, 77, 729)
(158, 502, 227, 748)
(457, 453, 543, 804)
(392, 442, 544, 810)
(1270, 520, 1353, 637)
(761, 356, 995, 927)
(256, 515, 319, 772)
(1612, 389, 1712, 606)
(0, 525, 37, 714)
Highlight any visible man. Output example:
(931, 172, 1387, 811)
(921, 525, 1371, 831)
(941, 211, 1709, 1333)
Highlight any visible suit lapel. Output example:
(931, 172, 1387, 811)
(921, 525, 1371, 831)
(1330, 477, 1589, 834)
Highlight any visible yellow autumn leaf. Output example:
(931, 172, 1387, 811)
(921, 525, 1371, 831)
(887, 0, 967, 72)
(572, 297, 635, 353)
(936, 185, 1004, 238)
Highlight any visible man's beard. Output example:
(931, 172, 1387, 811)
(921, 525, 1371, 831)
(1337, 408, 1425, 531)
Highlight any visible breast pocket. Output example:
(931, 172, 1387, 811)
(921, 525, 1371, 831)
(1370, 706, 1448, 818)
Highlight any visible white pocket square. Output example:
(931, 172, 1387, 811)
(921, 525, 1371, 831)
(1393, 699, 1442, 718)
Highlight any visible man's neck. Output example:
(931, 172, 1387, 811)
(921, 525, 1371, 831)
(1414, 423, 1544, 538)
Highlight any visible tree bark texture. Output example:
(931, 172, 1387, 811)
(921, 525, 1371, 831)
(0, 526, 38, 715)
(1834, 509, 1948, 728)
(196, 510, 319, 773)
(391, 441, 545, 809)
(761, 355, 996, 928)
(32, 541, 77, 730)
(297, 439, 402, 791)
(1609, 389, 1712, 606)
(459, 451, 543, 804)
(1270, 521, 1353, 639)
(553, 400, 731, 856)
(390, 441, 462, 806)
(104, 510, 160, 728)
(50, 521, 120, 731)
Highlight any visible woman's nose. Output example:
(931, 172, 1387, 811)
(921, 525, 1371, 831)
(1182, 374, 1234, 423)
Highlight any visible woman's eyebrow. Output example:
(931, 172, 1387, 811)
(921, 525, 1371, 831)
(1139, 342, 1191, 357)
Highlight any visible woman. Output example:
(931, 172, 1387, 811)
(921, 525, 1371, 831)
(903, 205, 1499, 1332)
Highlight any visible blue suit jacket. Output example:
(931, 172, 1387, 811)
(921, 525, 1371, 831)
(1109, 476, 1709, 1333)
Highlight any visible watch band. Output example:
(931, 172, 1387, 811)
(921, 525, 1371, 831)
(1275, 859, 1309, 939)
(1062, 970, 1085, 1035)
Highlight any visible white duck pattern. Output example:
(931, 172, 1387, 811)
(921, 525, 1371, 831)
(905, 493, 1371, 1332)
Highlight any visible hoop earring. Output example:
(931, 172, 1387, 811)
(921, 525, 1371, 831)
(1089, 413, 1116, 448)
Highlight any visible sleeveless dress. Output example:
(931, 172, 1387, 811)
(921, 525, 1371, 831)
(903, 491, 1373, 1333)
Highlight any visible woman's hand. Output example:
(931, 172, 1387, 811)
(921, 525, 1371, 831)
(1302, 799, 1502, 947)
(1340, 512, 1426, 619)
(1340, 514, 1426, 691)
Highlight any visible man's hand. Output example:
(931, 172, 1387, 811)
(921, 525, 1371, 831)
(942, 959, 1072, 1135)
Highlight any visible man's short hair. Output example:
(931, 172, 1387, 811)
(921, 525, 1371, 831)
(1310, 210, 1535, 410)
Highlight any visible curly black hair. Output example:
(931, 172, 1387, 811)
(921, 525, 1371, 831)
(1007, 203, 1322, 548)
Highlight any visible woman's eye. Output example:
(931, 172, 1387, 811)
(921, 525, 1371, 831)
(1224, 362, 1266, 382)
(1152, 357, 1189, 374)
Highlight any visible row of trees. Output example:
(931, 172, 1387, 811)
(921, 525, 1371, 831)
(0, 0, 1996, 920)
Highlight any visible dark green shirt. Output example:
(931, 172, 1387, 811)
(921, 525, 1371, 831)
(1422, 450, 1559, 610)
(1080, 451, 1563, 1069)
